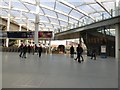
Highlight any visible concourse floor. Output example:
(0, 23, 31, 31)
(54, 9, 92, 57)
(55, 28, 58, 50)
(2, 52, 118, 88)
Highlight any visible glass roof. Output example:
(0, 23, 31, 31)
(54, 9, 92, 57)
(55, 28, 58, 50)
(0, 0, 119, 32)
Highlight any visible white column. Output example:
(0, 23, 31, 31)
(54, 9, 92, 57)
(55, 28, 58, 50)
(18, 11, 22, 46)
(34, 1, 40, 45)
(115, 0, 119, 16)
(79, 33, 82, 45)
(115, 24, 120, 59)
(26, 19, 29, 45)
(115, 0, 120, 59)
(18, 25, 22, 46)
(6, 0, 11, 47)
(27, 19, 29, 31)
(48, 39, 51, 53)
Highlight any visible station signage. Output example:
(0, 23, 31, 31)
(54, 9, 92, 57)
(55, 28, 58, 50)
(6, 31, 52, 39)
(7, 32, 34, 38)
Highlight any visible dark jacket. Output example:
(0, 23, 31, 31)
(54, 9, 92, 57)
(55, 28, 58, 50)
(23, 45, 27, 52)
(70, 46, 74, 54)
(77, 46, 83, 54)
(38, 47, 42, 52)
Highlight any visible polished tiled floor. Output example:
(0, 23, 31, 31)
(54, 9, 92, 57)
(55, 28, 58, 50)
(2, 52, 118, 88)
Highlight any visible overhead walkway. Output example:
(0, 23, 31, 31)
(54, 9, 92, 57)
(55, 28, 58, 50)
(54, 16, 120, 40)
(2, 52, 118, 88)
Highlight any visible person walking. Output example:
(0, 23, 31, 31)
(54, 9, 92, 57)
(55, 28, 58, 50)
(38, 45, 42, 58)
(22, 44, 27, 58)
(74, 44, 84, 63)
(28, 45, 31, 54)
(19, 43, 24, 57)
(91, 49, 96, 60)
(70, 45, 74, 58)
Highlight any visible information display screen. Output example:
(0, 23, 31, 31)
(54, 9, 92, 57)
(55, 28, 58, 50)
(7, 31, 52, 39)
(7, 32, 34, 38)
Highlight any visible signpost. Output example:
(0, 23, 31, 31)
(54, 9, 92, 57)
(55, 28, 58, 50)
(101, 45, 107, 58)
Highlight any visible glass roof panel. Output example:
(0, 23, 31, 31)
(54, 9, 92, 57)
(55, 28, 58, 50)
(39, 8, 44, 15)
(40, 16, 49, 22)
(102, 2, 115, 11)
(22, 19, 27, 23)
(1, 9, 8, 17)
(68, 0, 85, 7)
(1, 0, 9, 6)
(57, 13, 68, 20)
(78, 5, 95, 14)
(83, 0, 95, 3)
(56, 2, 72, 14)
(69, 18, 78, 23)
(90, 3, 105, 11)
(49, 18, 59, 24)
(44, 23, 53, 28)
(69, 9, 84, 18)
(42, 8, 57, 18)
(53, 25, 60, 29)
(40, 0, 55, 9)
(24, 3, 36, 12)
(102, 12, 111, 19)
(11, 0, 28, 11)
(90, 12, 101, 17)
(21, 0, 36, 4)
(1, 0, 118, 32)
(60, 21, 68, 26)
(15, 19, 24, 24)
(24, 12, 35, 19)
(10, 10, 20, 17)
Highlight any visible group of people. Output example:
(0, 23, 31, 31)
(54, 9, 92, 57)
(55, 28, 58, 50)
(18, 43, 42, 58)
(70, 44, 84, 63)
(70, 44, 96, 63)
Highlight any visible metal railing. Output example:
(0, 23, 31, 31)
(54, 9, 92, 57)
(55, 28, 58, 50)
(54, 9, 120, 34)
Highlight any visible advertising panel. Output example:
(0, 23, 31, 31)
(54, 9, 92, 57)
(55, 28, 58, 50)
(38, 31, 52, 38)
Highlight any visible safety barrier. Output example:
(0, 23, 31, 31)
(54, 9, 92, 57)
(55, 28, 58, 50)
(0, 47, 19, 52)
(0, 47, 49, 53)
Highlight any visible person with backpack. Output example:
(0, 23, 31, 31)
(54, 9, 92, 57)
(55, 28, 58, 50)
(74, 44, 84, 63)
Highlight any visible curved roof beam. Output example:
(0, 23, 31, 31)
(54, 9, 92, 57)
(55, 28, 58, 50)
(95, 0, 112, 17)
(40, 4, 82, 23)
(20, 0, 36, 6)
(1, 3, 82, 25)
(19, 0, 30, 11)
(57, 0, 95, 21)
(1, 6, 74, 25)
(76, 0, 114, 7)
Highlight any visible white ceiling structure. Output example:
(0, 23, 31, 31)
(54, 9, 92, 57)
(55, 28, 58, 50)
(0, 0, 119, 32)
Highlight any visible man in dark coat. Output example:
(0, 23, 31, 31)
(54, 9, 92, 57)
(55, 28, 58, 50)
(19, 43, 23, 57)
(38, 45, 42, 57)
(74, 44, 84, 63)
(70, 45, 74, 58)
(22, 45, 27, 58)
(91, 49, 96, 60)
